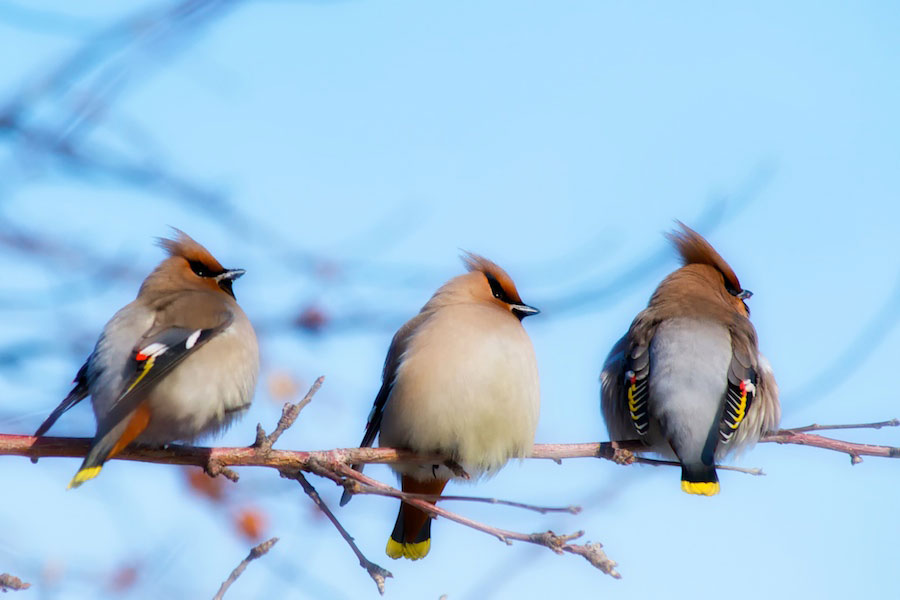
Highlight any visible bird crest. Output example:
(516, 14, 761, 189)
(158, 228, 225, 273)
(665, 222, 743, 295)
(460, 251, 524, 305)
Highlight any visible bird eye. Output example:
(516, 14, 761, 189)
(485, 274, 508, 302)
(188, 260, 212, 278)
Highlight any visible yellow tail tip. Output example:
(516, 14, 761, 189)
(68, 466, 103, 489)
(681, 480, 720, 496)
(386, 538, 431, 560)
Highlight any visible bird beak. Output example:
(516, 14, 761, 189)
(215, 269, 245, 298)
(216, 268, 246, 283)
(511, 303, 540, 320)
(737, 289, 753, 300)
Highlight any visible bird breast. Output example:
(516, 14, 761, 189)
(379, 303, 540, 480)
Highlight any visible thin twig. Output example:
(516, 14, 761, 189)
(212, 537, 279, 600)
(633, 456, 765, 476)
(325, 462, 620, 578)
(256, 376, 324, 452)
(358, 488, 582, 515)
(776, 419, 900, 434)
(282, 469, 392, 594)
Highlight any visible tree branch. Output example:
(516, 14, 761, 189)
(313, 461, 621, 579)
(0, 573, 30, 592)
(4, 418, 896, 588)
(4, 422, 898, 471)
(212, 537, 279, 600)
(281, 469, 392, 595)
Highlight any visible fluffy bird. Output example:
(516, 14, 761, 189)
(600, 222, 779, 496)
(342, 253, 541, 560)
(35, 230, 259, 488)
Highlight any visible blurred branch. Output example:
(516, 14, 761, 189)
(0, 573, 30, 592)
(212, 536, 278, 600)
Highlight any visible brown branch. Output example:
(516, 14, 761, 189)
(316, 461, 620, 578)
(5, 417, 896, 586)
(6, 425, 899, 471)
(775, 419, 900, 434)
(281, 469, 392, 594)
(0, 573, 30, 592)
(212, 537, 279, 600)
(761, 428, 900, 464)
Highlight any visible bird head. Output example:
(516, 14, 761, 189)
(143, 228, 246, 299)
(665, 221, 752, 317)
(459, 252, 540, 321)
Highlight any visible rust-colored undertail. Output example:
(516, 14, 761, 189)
(385, 475, 448, 560)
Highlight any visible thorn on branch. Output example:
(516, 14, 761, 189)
(252, 423, 267, 448)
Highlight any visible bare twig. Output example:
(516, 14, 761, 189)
(776, 419, 900, 434)
(354, 488, 581, 515)
(325, 462, 620, 578)
(632, 456, 765, 476)
(212, 537, 279, 600)
(282, 469, 392, 595)
(0, 573, 30, 592)
(762, 428, 900, 464)
(255, 376, 324, 452)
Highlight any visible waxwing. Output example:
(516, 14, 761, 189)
(601, 222, 780, 495)
(342, 252, 541, 560)
(35, 229, 259, 488)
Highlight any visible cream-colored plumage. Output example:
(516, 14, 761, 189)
(344, 252, 540, 560)
(600, 223, 779, 495)
(35, 229, 259, 487)
(380, 269, 540, 478)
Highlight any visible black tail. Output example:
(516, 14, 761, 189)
(35, 362, 90, 438)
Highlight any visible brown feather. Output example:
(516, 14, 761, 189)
(460, 251, 524, 304)
(665, 221, 742, 294)
(157, 228, 225, 273)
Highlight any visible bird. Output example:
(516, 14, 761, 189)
(34, 229, 259, 489)
(341, 252, 541, 560)
(600, 222, 780, 496)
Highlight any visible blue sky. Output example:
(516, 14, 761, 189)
(1, 2, 899, 598)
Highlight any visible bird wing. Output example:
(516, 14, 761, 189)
(340, 311, 429, 506)
(600, 314, 655, 442)
(70, 294, 234, 488)
(34, 362, 90, 437)
(718, 344, 757, 445)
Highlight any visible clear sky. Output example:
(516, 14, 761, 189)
(1, 2, 899, 599)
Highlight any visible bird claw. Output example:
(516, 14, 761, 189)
(443, 459, 470, 479)
(612, 448, 635, 465)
